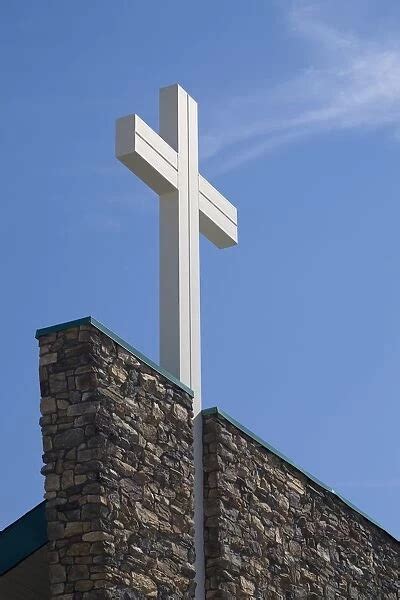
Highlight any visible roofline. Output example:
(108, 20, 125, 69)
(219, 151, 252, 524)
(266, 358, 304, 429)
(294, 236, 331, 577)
(35, 316, 194, 397)
(203, 406, 399, 543)
(0, 501, 47, 576)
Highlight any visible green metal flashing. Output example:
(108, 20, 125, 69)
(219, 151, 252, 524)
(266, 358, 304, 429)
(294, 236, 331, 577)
(35, 316, 194, 397)
(0, 501, 47, 576)
(202, 407, 399, 543)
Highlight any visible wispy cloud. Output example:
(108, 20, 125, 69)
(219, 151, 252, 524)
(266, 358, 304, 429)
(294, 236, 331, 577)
(202, 1, 400, 174)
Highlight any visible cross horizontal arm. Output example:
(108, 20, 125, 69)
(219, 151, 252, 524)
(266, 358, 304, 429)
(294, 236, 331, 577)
(116, 115, 178, 195)
(116, 112, 237, 249)
(199, 175, 238, 248)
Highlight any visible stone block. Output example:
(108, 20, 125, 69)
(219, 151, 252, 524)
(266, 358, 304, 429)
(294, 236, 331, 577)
(54, 427, 85, 449)
(41, 397, 57, 415)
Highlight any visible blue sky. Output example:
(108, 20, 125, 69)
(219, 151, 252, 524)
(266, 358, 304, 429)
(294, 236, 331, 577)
(0, 0, 399, 539)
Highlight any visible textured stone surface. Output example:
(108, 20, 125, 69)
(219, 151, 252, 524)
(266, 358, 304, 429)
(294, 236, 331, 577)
(39, 324, 195, 599)
(203, 412, 399, 599)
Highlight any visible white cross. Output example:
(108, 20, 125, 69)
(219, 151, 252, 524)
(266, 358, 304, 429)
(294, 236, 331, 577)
(115, 84, 237, 403)
(115, 84, 238, 597)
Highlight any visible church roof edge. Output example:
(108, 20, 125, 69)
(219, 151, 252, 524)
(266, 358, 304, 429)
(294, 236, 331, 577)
(35, 316, 194, 397)
(0, 501, 47, 576)
(202, 406, 399, 544)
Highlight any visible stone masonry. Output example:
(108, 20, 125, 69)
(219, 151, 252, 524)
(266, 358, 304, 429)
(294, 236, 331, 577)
(38, 322, 195, 599)
(203, 410, 399, 599)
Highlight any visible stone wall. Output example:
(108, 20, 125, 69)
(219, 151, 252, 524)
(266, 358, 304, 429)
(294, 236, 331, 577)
(203, 409, 399, 599)
(38, 322, 195, 599)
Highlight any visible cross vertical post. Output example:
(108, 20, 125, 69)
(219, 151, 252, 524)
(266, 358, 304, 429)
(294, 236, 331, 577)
(159, 85, 202, 409)
(115, 83, 238, 599)
(159, 86, 205, 597)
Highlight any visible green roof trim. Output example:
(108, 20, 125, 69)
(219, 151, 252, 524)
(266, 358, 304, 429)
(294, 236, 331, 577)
(0, 501, 47, 576)
(202, 407, 399, 543)
(35, 316, 194, 397)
